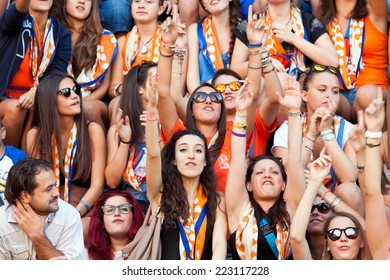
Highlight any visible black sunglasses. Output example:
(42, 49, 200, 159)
(191, 91, 223, 104)
(214, 80, 245, 93)
(57, 85, 81, 97)
(311, 203, 331, 214)
(327, 227, 359, 241)
(101, 203, 133, 215)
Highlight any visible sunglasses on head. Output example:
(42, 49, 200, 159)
(101, 203, 133, 215)
(192, 91, 223, 104)
(311, 203, 331, 214)
(311, 64, 339, 75)
(57, 85, 81, 97)
(214, 80, 245, 93)
(327, 227, 359, 241)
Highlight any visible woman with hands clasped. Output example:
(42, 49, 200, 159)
(145, 72, 227, 260)
(226, 76, 306, 260)
(273, 65, 364, 215)
(290, 146, 370, 260)
(348, 88, 390, 259)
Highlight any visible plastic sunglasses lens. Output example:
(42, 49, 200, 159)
(328, 229, 342, 241)
(313, 65, 326, 72)
(345, 227, 358, 239)
(229, 81, 242, 91)
(317, 203, 331, 214)
(328, 66, 338, 74)
(215, 84, 226, 93)
(193, 92, 207, 103)
(58, 88, 71, 97)
(210, 92, 223, 103)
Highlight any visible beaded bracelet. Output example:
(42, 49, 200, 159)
(174, 48, 187, 65)
(232, 131, 247, 138)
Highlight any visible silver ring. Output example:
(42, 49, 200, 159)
(164, 28, 169, 33)
(370, 108, 378, 115)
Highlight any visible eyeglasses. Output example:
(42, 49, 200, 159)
(57, 85, 81, 97)
(214, 80, 245, 93)
(191, 91, 223, 103)
(311, 64, 339, 75)
(311, 203, 331, 214)
(101, 203, 133, 215)
(327, 227, 359, 241)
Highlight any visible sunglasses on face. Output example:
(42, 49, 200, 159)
(327, 227, 359, 241)
(311, 64, 339, 75)
(57, 85, 81, 97)
(214, 80, 245, 93)
(192, 91, 223, 104)
(311, 203, 331, 214)
(101, 203, 133, 215)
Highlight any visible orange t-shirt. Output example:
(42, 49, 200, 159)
(7, 35, 44, 99)
(250, 108, 278, 157)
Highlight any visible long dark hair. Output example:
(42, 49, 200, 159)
(246, 155, 290, 230)
(51, 0, 104, 77)
(185, 83, 227, 165)
(30, 73, 92, 183)
(321, 0, 368, 27)
(119, 61, 157, 145)
(86, 190, 144, 260)
(211, 68, 243, 85)
(160, 129, 219, 228)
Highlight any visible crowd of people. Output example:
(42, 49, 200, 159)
(0, 0, 389, 260)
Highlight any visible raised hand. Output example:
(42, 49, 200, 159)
(246, 5, 267, 46)
(115, 107, 131, 143)
(235, 79, 253, 112)
(348, 110, 366, 154)
(364, 87, 385, 132)
(160, 5, 179, 45)
(309, 146, 332, 183)
(277, 75, 301, 111)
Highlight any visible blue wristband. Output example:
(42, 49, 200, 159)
(248, 43, 263, 48)
(80, 199, 90, 212)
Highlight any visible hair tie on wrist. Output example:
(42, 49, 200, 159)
(80, 199, 90, 212)
(232, 131, 246, 138)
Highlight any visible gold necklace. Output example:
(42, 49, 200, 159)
(139, 35, 153, 54)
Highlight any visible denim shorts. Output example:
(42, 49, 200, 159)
(99, 0, 133, 34)
(340, 88, 358, 106)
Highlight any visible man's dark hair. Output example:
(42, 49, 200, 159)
(4, 159, 52, 205)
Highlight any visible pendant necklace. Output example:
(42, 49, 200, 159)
(140, 35, 154, 54)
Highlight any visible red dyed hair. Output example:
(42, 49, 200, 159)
(86, 190, 144, 260)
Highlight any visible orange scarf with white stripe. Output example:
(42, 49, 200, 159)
(122, 144, 146, 192)
(202, 16, 224, 71)
(52, 123, 77, 202)
(31, 16, 55, 87)
(68, 31, 118, 99)
(263, 6, 306, 72)
(327, 18, 364, 89)
(179, 185, 208, 260)
(122, 25, 161, 75)
(236, 202, 290, 260)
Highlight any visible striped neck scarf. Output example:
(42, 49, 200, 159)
(122, 144, 147, 192)
(202, 16, 225, 71)
(235, 202, 291, 260)
(263, 6, 306, 72)
(52, 123, 77, 202)
(178, 184, 208, 260)
(122, 24, 161, 75)
(327, 18, 365, 89)
(30, 16, 55, 87)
